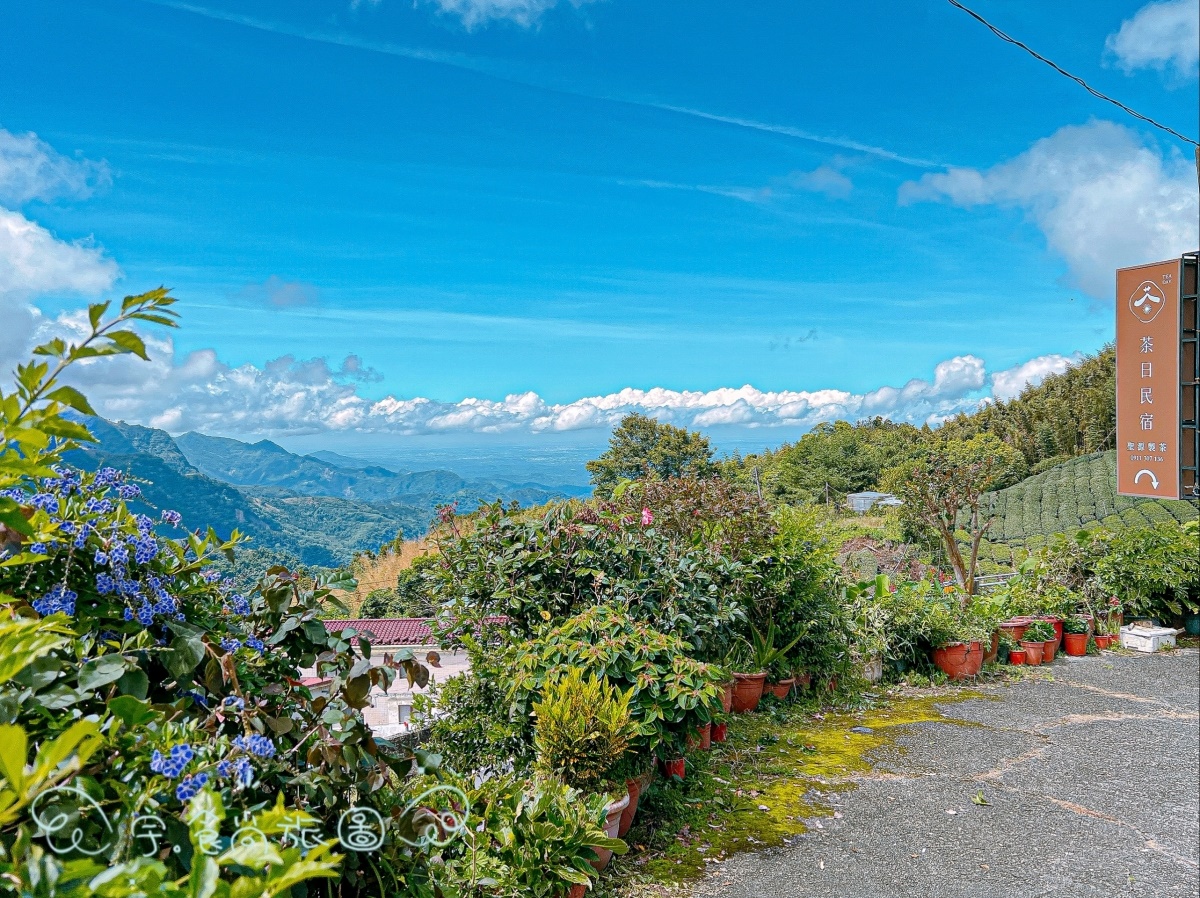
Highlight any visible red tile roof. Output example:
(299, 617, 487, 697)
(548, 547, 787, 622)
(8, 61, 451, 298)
(324, 618, 435, 646)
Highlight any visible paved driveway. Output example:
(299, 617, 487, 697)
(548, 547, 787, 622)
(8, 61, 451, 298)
(692, 650, 1200, 898)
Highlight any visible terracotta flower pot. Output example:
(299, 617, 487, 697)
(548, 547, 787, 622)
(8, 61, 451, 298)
(720, 681, 734, 714)
(930, 641, 984, 680)
(1020, 640, 1044, 665)
(1094, 634, 1113, 650)
(1040, 616, 1064, 643)
(660, 756, 685, 780)
(711, 721, 728, 743)
(731, 672, 766, 713)
(765, 677, 795, 699)
(1063, 633, 1088, 657)
(686, 722, 713, 752)
(617, 778, 639, 838)
(567, 885, 587, 898)
(1000, 619, 1029, 642)
(1042, 639, 1057, 662)
(589, 791, 631, 872)
(1009, 648, 1027, 666)
(983, 631, 1000, 664)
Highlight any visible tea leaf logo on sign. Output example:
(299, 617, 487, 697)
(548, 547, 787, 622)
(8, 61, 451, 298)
(1129, 280, 1166, 323)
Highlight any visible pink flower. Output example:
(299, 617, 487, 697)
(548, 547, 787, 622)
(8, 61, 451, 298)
(641, 507, 653, 526)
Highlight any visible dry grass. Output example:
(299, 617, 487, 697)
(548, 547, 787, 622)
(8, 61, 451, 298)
(337, 538, 434, 616)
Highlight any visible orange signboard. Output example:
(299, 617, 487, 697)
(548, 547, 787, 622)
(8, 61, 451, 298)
(1115, 259, 1181, 498)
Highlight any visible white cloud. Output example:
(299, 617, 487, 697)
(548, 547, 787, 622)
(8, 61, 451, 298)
(899, 121, 1199, 298)
(990, 353, 1082, 402)
(1105, 0, 1199, 78)
(0, 208, 119, 298)
(421, 0, 599, 28)
(0, 128, 110, 206)
(0, 127, 119, 372)
(783, 165, 853, 199)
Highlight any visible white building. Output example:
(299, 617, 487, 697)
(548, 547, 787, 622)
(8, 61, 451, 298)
(845, 491, 903, 514)
(315, 618, 471, 738)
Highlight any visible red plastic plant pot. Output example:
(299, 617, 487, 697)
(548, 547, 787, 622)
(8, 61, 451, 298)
(661, 757, 685, 780)
(1009, 648, 1027, 666)
(711, 722, 729, 743)
(1063, 633, 1089, 656)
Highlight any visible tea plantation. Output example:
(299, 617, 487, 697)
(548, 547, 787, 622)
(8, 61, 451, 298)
(970, 451, 1198, 571)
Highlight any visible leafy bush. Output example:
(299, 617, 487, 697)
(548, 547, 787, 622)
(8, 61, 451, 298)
(510, 605, 723, 758)
(759, 507, 849, 680)
(430, 491, 758, 663)
(532, 668, 636, 794)
(437, 773, 625, 898)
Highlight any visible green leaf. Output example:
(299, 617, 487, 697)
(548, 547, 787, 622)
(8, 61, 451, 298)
(107, 695, 159, 728)
(116, 667, 150, 699)
(44, 385, 96, 415)
(88, 301, 110, 330)
(105, 330, 149, 360)
(0, 500, 34, 537)
(78, 655, 130, 691)
(0, 724, 28, 791)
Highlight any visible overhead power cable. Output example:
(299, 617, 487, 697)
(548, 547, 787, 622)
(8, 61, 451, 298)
(944, 0, 1199, 147)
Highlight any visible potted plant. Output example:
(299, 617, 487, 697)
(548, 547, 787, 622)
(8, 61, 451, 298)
(711, 711, 729, 744)
(1020, 620, 1054, 666)
(725, 638, 766, 713)
(1009, 646, 1027, 665)
(927, 602, 986, 681)
(752, 622, 803, 700)
(996, 630, 1016, 665)
(607, 751, 654, 838)
(532, 668, 638, 871)
(1062, 617, 1090, 656)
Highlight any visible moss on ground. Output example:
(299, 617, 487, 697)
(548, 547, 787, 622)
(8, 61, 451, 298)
(605, 687, 986, 891)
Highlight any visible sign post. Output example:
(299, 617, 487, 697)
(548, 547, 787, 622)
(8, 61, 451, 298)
(1115, 259, 1182, 498)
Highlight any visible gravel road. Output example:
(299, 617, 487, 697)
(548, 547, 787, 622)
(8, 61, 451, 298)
(691, 649, 1200, 898)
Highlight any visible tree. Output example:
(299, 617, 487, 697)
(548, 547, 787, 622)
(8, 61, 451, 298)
(883, 434, 1026, 595)
(586, 413, 714, 497)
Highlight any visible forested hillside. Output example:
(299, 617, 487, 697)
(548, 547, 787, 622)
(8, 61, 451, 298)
(723, 347, 1118, 503)
(939, 346, 1115, 471)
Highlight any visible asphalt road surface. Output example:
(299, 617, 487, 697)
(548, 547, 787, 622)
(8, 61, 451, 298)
(692, 649, 1200, 898)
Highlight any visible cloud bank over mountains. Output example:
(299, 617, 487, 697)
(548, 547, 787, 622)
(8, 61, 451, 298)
(50, 328, 1075, 437)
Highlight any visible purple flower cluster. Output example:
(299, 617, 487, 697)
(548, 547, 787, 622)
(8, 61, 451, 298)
(32, 583, 77, 616)
(225, 593, 251, 616)
(150, 742, 196, 778)
(220, 637, 241, 652)
(175, 772, 209, 802)
(233, 734, 276, 759)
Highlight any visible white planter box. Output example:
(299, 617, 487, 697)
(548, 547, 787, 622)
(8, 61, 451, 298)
(1119, 624, 1177, 653)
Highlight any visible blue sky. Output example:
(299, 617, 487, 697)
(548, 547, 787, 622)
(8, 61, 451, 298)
(1, 0, 1197, 462)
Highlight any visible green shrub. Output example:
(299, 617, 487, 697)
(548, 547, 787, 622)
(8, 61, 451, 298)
(1022, 620, 1056, 642)
(510, 605, 723, 758)
(532, 668, 636, 793)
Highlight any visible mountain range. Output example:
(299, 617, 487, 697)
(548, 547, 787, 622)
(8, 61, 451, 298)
(66, 419, 583, 570)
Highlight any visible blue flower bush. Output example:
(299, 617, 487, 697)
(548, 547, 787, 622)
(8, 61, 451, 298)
(0, 291, 454, 897)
